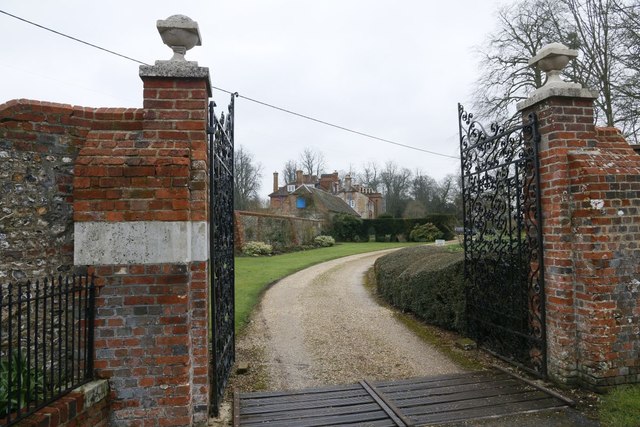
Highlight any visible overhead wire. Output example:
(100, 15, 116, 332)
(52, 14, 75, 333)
(0, 10, 149, 66)
(0, 8, 460, 160)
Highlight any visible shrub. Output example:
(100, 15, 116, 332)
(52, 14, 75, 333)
(409, 223, 444, 242)
(0, 350, 45, 417)
(241, 241, 273, 256)
(374, 245, 465, 332)
(331, 213, 363, 242)
(314, 235, 335, 247)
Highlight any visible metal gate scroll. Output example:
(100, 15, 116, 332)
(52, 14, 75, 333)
(458, 104, 546, 377)
(208, 95, 236, 415)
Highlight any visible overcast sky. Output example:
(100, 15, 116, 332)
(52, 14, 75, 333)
(1, 1, 507, 199)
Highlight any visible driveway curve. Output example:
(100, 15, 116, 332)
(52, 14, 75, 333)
(239, 249, 463, 391)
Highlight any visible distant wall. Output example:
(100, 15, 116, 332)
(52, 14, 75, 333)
(234, 210, 324, 251)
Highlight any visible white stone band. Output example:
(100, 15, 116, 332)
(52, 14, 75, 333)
(74, 221, 209, 265)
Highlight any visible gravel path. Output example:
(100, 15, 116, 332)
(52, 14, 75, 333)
(236, 249, 463, 392)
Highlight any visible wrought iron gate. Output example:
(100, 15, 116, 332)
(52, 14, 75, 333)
(208, 95, 235, 415)
(458, 104, 546, 377)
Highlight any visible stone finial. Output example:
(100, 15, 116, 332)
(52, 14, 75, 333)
(517, 42, 597, 111)
(529, 42, 580, 90)
(157, 15, 202, 61)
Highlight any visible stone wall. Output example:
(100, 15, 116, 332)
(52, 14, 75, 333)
(234, 210, 324, 251)
(0, 101, 145, 282)
(0, 101, 89, 282)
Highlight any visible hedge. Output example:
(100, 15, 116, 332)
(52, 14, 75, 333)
(330, 213, 364, 241)
(358, 215, 457, 242)
(373, 245, 465, 332)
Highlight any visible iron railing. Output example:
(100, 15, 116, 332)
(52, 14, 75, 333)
(0, 273, 95, 426)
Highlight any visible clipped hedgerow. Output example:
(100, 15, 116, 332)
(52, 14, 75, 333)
(241, 241, 273, 256)
(331, 213, 363, 241)
(373, 245, 465, 332)
(314, 235, 335, 247)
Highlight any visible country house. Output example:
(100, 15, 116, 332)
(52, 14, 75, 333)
(269, 170, 383, 219)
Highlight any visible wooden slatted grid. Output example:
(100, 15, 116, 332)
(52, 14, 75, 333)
(235, 369, 573, 426)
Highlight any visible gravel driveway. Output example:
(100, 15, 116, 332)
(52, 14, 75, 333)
(219, 250, 600, 427)
(235, 249, 463, 393)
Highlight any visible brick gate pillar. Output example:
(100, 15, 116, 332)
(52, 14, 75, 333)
(518, 43, 640, 389)
(73, 16, 211, 425)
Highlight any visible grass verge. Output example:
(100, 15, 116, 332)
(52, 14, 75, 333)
(235, 241, 421, 331)
(599, 385, 640, 426)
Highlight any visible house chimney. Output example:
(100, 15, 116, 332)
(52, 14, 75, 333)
(273, 172, 279, 193)
(296, 170, 303, 186)
(345, 174, 352, 190)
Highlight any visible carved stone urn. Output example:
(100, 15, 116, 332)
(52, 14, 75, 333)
(529, 42, 581, 90)
(156, 14, 202, 61)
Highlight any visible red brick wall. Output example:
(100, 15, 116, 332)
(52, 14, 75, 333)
(92, 263, 196, 426)
(522, 96, 640, 389)
(12, 380, 110, 427)
(72, 67, 212, 424)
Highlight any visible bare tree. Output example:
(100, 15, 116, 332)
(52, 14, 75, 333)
(411, 170, 439, 210)
(563, 0, 621, 126)
(380, 161, 412, 218)
(435, 174, 462, 217)
(611, 0, 640, 142)
(234, 145, 263, 211)
(474, 0, 640, 142)
(299, 148, 326, 177)
(411, 172, 462, 216)
(282, 159, 298, 184)
(358, 161, 381, 192)
(473, 0, 567, 123)
(403, 201, 427, 219)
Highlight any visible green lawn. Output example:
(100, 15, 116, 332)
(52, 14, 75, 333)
(234, 242, 422, 331)
(599, 385, 640, 426)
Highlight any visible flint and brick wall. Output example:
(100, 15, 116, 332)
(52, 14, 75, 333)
(520, 92, 640, 389)
(0, 101, 116, 282)
(1, 64, 214, 425)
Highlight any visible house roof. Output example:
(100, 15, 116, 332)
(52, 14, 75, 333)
(268, 186, 289, 197)
(294, 186, 359, 216)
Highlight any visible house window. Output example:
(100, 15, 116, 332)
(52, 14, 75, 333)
(349, 200, 355, 208)
(296, 197, 306, 209)
(287, 184, 296, 192)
